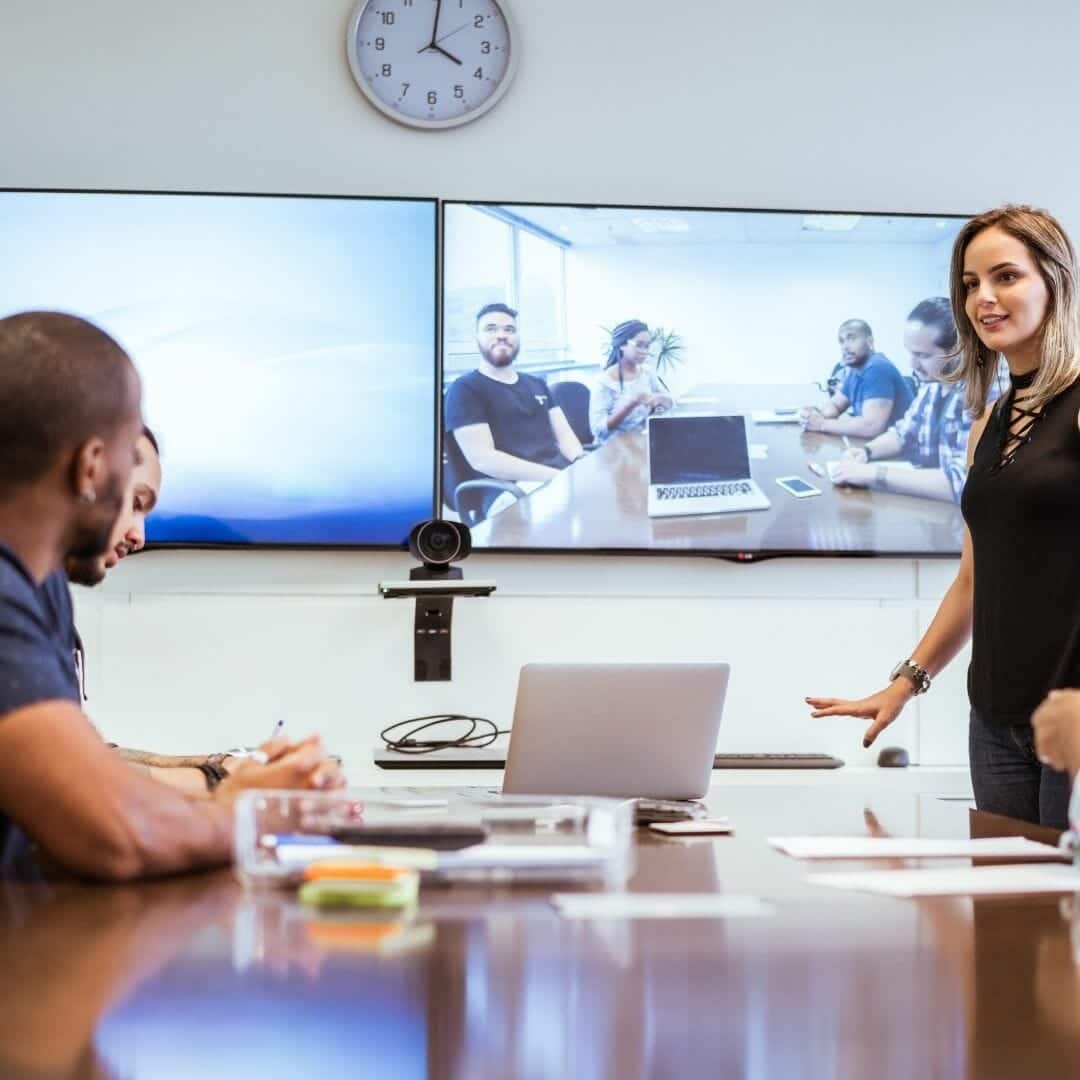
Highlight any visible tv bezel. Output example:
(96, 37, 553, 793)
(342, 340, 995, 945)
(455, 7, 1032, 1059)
(0, 185, 441, 553)
(440, 197, 973, 562)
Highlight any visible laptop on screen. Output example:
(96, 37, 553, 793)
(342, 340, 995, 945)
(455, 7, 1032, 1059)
(647, 414, 771, 517)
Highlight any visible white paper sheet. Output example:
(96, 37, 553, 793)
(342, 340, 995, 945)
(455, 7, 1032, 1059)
(551, 893, 774, 919)
(751, 409, 801, 424)
(808, 864, 1080, 897)
(769, 835, 1068, 861)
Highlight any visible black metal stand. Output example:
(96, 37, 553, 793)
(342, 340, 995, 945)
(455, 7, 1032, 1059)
(413, 594, 454, 681)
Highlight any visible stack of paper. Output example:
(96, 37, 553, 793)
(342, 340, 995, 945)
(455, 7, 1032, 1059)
(808, 864, 1080, 897)
(769, 835, 1068, 860)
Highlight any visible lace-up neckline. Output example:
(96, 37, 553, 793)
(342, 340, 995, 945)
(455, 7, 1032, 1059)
(992, 368, 1043, 473)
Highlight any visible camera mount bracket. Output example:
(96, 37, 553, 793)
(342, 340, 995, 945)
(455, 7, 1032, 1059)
(377, 577, 497, 681)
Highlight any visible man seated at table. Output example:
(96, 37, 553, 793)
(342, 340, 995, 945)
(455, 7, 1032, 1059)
(0, 311, 342, 880)
(444, 304, 584, 504)
(54, 425, 247, 795)
(829, 298, 985, 503)
(801, 318, 914, 438)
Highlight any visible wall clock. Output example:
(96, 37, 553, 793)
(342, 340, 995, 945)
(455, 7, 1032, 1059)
(346, 0, 518, 130)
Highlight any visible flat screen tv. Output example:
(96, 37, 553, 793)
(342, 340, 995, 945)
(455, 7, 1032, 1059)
(0, 189, 437, 547)
(441, 201, 980, 558)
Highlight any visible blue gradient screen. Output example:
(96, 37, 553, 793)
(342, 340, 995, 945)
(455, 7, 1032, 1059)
(0, 190, 437, 546)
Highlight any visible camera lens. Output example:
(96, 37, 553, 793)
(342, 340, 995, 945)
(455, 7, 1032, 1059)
(415, 520, 462, 565)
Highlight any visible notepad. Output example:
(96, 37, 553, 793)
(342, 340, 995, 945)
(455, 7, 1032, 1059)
(807, 864, 1080, 897)
(551, 893, 774, 919)
(769, 836, 1068, 861)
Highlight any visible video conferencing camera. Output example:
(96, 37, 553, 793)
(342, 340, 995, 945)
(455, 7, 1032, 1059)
(378, 520, 495, 680)
(408, 519, 471, 577)
(378, 520, 495, 599)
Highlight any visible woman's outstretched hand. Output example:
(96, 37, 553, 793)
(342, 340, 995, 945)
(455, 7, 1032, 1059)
(806, 681, 915, 748)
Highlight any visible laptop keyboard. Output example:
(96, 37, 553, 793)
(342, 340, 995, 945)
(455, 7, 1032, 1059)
(656, 481, 752, 500)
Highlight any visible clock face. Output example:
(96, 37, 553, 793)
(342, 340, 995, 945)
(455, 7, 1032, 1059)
(347, 0, 516, 129)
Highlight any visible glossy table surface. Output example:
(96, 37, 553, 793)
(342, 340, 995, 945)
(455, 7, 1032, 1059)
(468, 383, 965, 556)
(3, 785, 1078, 1080)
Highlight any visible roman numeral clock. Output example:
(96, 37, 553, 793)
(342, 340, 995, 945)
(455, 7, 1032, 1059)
(347, 0, 518, 129)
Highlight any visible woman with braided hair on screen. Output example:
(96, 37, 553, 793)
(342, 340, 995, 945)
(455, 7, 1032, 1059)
(589, 319, 673, 444)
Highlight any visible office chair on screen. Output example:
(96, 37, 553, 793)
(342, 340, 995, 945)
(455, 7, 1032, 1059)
(550, 380, 596, 450)
(442, 430, 525, 527)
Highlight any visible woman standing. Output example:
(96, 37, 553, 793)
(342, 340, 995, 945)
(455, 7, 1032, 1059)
(807, 205, 1080, 827)
(589, 319, 673, 443)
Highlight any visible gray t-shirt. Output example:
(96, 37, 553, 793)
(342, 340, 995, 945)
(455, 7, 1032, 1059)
(0, 551, 80, 872)
(589, 367, 667, 442)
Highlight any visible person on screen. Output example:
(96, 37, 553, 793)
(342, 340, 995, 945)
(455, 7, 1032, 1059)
(589, 319, 673, 443)
(48, 427, 249, 795)
(807, 204, 1080, 829)
(0, 311, 342, 880)
(829, 298, 1000, 502)
(800, 319, 914, 437)
(444, 303, 585, 486)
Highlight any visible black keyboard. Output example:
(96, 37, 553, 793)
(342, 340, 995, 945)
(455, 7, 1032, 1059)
(657, 481, 751, 500)
(713, 753, 844, 770)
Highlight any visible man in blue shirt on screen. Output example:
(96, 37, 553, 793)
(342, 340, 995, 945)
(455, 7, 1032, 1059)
(444, 303, 584, 510)
(800, 319, 914, 438)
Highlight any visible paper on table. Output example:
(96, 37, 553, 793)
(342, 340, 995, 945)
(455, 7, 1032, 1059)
(769, 835, 1068, 861)
(551, 893, 774, 919)
(808, 864, 1080, 897)
(751, 409, 801, 424)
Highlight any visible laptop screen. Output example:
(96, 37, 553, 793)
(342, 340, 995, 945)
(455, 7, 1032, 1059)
(648, 415, 751, 485)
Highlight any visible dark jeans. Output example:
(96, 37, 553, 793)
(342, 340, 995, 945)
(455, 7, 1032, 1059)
(969, 708, 1071, 829)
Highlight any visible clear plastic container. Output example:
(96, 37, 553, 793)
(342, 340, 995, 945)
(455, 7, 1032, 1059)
(234, 790, 635, 889)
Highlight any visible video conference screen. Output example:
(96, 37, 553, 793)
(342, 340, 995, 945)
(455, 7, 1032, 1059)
(442, 201, 973, 557)
(0, 189, 437, 546)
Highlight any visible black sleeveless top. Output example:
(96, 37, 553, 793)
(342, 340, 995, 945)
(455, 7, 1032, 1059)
(961, 374, 1080, 727)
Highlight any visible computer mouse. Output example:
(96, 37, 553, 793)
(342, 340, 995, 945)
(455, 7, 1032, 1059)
(876, 746, 910, 768)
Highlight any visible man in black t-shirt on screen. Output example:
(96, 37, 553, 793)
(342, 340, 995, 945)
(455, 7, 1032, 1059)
(444, 304, 584, 503)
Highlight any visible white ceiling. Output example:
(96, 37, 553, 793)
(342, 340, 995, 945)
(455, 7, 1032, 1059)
(483, 204, 964, 249)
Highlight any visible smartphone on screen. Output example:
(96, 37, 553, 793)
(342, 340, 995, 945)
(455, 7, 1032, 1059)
(776, 475, 822, 498)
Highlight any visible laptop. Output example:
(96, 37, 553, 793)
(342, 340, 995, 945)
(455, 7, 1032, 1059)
(647, 413, 771, 517)
(367, 662, 729, 803)
(502, 662, 730, 800)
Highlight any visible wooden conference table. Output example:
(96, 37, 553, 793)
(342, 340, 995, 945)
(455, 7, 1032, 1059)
(469, 383, 965, 554)
(2, 786, 1078, 1079)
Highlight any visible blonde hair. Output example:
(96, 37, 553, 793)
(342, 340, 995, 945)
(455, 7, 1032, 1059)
(945, 204, 1080, 415)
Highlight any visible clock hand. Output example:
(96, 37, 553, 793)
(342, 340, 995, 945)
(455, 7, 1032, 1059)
(431, 43, 463, 65)
(429, 0, 443, 47)
(434, 21, 469, 46)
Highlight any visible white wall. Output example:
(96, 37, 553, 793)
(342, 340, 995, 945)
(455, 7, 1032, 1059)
(563, 238, 953, 392)
(5, 0, 1078, 769)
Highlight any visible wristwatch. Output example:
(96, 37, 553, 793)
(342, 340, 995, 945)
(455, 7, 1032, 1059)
(890, 658, 931, 695)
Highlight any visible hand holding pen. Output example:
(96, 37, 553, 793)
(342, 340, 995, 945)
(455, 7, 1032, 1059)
(214, 734, 345, 803)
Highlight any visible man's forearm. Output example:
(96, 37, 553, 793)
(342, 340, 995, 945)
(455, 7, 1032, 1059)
(117, 747, 216, 769)
(468, 449, 559, 483)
